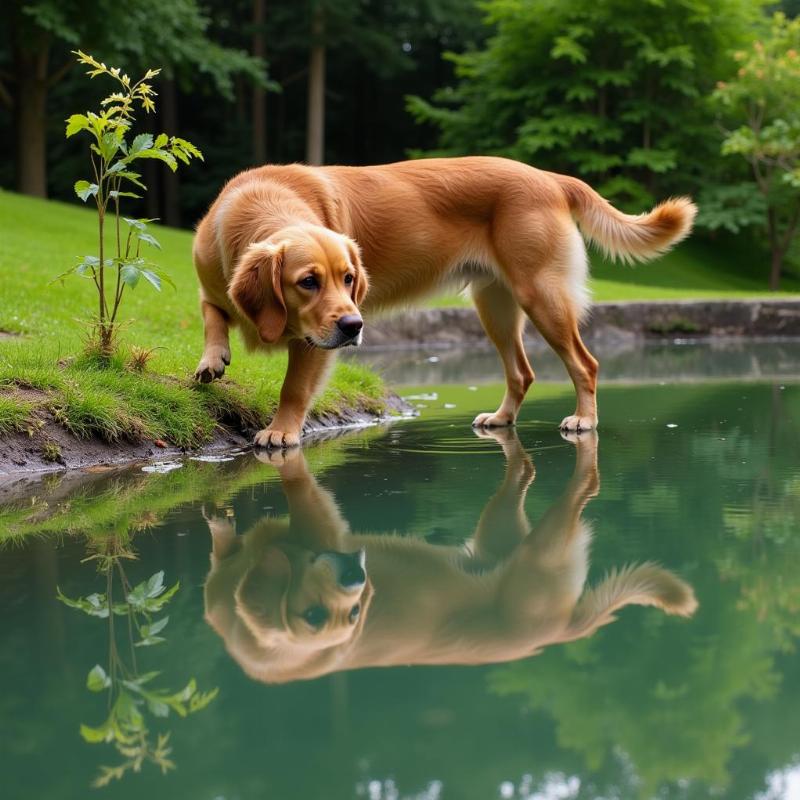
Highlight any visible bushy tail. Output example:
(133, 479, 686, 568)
(563, 562, 698, 642)
(557, 175, 697, 264)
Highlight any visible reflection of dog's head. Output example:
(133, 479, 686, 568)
(228, 223, 369, 347)
(222, 541, 374, 682)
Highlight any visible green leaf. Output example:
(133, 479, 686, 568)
(129, 133, 154, 155)
(146, 571, 166, 598)
(120, 264, 141, 288)
(135, 635, 166, 647)
(113, 170, 146, 190)
(74, 181, 98, 202)
(189, 687, 219, 713)
(56, 587, 109, 618)
(140, 270, 162, 291)
(149, 617, 169, 636)
(147, 698, 170, 717)
(109, 190, 142, 200)
(80, 723, 111, 743)
(154, 133, 168, 149)
(98, 131, 121, 162)
(137, 232, 161, 249)
(87, 665, 111, 692)
(134, 148, 178, 171)
(122, 217, 157, 231)
(65, 114, 90, 138)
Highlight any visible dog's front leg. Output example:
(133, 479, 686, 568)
(254, 339, 336, 449)
(194, 300, 232, 383)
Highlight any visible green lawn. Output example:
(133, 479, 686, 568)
(429, 232, 800, 307)
(0, 190, 385, 449)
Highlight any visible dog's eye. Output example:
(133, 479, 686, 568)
(298, 275, 319, 290)
(343, 273, 354, 286)
(302, 605, 328, 628)
(349, 604, 360, 623)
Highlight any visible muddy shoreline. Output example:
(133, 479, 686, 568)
(0, 393, 412, 477)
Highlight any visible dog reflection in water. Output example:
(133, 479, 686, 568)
(203, 431, 697, 684)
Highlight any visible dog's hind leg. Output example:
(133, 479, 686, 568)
(471, 280, 534, 428)
(502, 224, 598, 432)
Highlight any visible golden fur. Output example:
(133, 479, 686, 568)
(193, 157, 697, 445)
(203, 431, 698, 684)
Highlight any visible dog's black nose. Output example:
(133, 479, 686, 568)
(340, 564, 366, 588)
(336, 315, 363, 339)
(338, 549, 366, 588)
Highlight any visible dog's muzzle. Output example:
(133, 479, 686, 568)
(307, 315, 364, 350)
(315, 549, 367, 590)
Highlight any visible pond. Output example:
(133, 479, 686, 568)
(1, 341, 799, 800)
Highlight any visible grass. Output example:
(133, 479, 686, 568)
(427, 234, 800, 307)
(0, 189, 387, 448)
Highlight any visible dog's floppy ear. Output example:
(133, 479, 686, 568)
(345, 239, 369, 306)
(234, 545, 292, 648)
(229, 240, 288, 343)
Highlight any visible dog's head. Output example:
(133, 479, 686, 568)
(227, 543, 374, 680)
(228, 224, 369, 348)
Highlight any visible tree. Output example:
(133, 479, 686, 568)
(306, 2, 326, 165)
(711, 13, 800, 290)
(0, 0, 265, 198)
(408, 0, 763, 209)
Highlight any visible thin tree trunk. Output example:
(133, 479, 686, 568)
(161, 78, 181, 228)
(252, 0, 267, 164)
(306, 4, 326, 166)
(15, 46, 49, 197)
(769, 248, 782, 291)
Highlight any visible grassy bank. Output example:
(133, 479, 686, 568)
(0, 190, 386, 453)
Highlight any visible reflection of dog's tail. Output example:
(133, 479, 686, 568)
(557, 175, 697, 264)
(564, 562, 698, 641)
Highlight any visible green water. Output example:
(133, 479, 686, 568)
(2, 348, 800, 800)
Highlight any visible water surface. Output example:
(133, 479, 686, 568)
(2, 343, 799, 800)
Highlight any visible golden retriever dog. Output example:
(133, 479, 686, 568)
(203, 432, 697, 684)
(193, 158, 697, 447)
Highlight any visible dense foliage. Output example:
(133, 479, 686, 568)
(408, 0, 764, 208)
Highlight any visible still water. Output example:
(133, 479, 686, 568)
(1, 343, 799, 800)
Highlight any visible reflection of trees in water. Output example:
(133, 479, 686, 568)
(485, 386, 800, 799)
(57, 534, 217, 788)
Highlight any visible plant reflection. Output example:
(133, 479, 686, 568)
(203, 429, 697, 684)
(57, 535, 218, 788)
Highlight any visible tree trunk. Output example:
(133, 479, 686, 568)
(306, 4, 326, 166)
(252, 0, 267, 164)
(769, 248, 782, 291)
(15, 46, 49, 197)
(161, 78, 181, 228)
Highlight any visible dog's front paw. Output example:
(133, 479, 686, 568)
(472, 411, 514, 428)
(193, 348, 231, 383)
(559, 414, 597, 432)
(253, 427, 301, 449)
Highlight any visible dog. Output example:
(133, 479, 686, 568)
(202, 431, 698, 684)
(192, 157, 697, 447)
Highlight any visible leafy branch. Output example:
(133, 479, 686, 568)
(60, 51, 202, 359)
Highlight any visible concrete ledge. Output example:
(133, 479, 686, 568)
(362, 299, 800, 348)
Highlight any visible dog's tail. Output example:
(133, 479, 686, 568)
(556, 175, 697, 264)
(561, 562, 698, 642)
